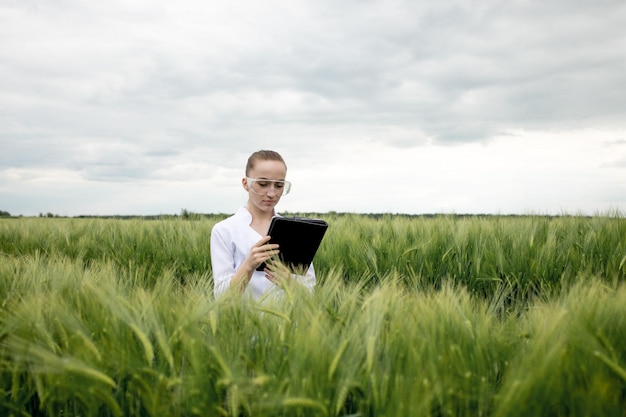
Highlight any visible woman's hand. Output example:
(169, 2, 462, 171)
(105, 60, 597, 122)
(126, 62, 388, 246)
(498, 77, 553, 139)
(246, 235, 280, 272)
(264, 261, 291, 288)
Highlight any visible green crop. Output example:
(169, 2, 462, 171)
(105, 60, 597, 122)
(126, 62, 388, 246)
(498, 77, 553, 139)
(1, 213, 625, 416)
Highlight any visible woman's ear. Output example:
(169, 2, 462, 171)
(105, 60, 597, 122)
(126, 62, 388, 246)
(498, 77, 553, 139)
(242, 177, 249, 191)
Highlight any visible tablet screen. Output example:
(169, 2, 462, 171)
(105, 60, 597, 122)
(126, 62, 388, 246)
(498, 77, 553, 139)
(255, 217, 328, 271)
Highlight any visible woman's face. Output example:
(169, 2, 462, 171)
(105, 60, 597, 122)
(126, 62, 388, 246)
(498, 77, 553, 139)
(243, 159, 288, 214)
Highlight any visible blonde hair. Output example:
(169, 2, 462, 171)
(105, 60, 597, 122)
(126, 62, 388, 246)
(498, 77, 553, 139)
(245, 150, 287, 176)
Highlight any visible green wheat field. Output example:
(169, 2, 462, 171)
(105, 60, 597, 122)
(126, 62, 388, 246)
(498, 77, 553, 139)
(1, 213, 625, 416)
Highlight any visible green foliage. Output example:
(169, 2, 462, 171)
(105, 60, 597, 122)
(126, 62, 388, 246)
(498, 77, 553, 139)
(0, 217, 214, 287)
(317, 213, 626, 301)
(1, 214, 626, 416)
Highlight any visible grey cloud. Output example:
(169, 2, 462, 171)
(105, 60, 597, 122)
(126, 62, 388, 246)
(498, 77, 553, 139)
(2, 0, 626, 170)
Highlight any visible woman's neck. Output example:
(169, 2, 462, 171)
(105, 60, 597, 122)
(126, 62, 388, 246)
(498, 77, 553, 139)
(246, 203, 275, 235)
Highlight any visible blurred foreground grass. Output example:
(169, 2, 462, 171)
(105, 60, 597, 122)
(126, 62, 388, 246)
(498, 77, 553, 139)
(1, 214, 625, 416)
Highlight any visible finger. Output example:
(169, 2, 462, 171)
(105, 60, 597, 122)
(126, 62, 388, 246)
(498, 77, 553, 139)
(253, 243, 278, 255)
(260, 243, 280, 252)
(260, 249, 279, 261)
(254, 235, 272, 247)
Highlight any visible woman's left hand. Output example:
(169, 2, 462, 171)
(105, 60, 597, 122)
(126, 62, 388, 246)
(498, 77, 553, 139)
(264, 261, 291, 288)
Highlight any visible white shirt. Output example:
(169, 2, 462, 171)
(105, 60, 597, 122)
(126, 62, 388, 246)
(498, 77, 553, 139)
(210, 206, 316, 300)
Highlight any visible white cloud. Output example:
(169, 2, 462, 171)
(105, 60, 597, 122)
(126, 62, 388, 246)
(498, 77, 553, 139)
(1, 0, 625, 215)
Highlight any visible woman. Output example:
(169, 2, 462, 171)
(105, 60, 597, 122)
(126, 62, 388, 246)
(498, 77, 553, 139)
(210, 150, 316, 300)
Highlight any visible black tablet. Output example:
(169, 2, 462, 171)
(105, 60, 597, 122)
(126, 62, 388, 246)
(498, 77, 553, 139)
(256, 216, 329, 272)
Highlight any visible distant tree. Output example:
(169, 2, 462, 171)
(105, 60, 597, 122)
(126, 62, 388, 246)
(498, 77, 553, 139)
(0, 210, 10, 217)
(180, 208, 203, 220)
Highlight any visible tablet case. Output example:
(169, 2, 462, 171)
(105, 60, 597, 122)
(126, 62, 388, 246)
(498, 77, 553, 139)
(255, 216, 328, 271)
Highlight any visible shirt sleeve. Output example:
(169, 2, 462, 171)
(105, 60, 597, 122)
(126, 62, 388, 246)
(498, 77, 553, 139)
(291, 263, 316, 292)
(210, 225, 236, 297)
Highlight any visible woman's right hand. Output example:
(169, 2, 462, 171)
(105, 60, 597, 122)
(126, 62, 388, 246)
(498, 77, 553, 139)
(246, 235, 280, 271)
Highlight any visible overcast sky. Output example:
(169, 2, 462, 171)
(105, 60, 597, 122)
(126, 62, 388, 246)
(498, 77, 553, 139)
(2, 0, 626, 216)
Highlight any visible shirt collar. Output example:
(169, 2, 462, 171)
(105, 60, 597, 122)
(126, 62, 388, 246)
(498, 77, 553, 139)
(235, 206, 280, 225)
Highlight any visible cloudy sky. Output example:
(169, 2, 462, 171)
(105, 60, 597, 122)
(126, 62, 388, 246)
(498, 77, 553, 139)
(2, 0, 625, 216)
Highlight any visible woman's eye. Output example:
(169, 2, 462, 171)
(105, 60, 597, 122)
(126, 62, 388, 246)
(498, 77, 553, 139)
(257, 181, 269, 187)
(275, 183, 284, 189)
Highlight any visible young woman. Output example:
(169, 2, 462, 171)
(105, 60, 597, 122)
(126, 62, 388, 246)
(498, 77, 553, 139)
(210, 150, 316, 300)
